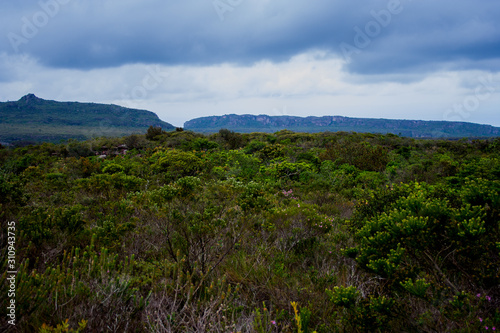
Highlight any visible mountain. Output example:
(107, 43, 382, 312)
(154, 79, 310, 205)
(3, 95, 499, 144)
(184, 114, 500, 138)
(0, 94, 174, 144)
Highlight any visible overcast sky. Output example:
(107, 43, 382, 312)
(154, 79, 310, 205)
(1, 0, 500, 127)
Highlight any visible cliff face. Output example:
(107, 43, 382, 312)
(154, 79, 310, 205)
(184, 114, 500, 138)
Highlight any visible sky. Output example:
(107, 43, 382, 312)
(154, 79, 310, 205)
(1, 0, 500, 128)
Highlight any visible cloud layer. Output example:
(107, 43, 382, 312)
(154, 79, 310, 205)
(1, 0, 499, 127)
(2, 0, 500, 73)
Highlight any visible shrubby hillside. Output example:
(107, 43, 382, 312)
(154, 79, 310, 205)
(0, 94, 174, 145)
(1, 128, 499, 332)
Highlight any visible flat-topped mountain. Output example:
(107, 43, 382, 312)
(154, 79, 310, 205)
(0, 94, 174, 144)
(184, 114, 500, 138)
(2, 95, 499, 144)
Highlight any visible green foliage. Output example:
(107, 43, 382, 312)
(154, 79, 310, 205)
(265, 161, 313, 181)
(253, 303, 284, 333)
(1, 131, 499, 332)
(191, 137, 219, 151)
(0, 172, 25, 205)
(0, 94, 174, 144)
(349, 181, 498, 281)
(297, 151, 320, 167)
(244, 140, 267, 154)
(259, 144, 286, 160)
(102, 163, 125, 174)
(326, 286, 359, 308)
(76, 172, 144, 193)
(124, 133, 148, 149)
(5, 239, 148, 331)
(152, 149, 203, 178)
(317, 161, 388, 198)
(326, 286, 396, 331)
(321, 141, 389, 172)
(218, 128, 246, 149)
(400, 278, 431, 299)
(39, 319, 88, 333)
(220, 149, 261, 180)
(346, 180, 500, 330)
(146, 125, 165, 140)
(66, 141, 93, 158)
(238, 181, 270, 211)
(290, 301, 316, 333)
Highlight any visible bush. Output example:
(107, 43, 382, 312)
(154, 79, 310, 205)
(0, 173, 25, 205)
(76, 173, 144, 194)
(259, 144, 285, 161)
(244, 140, 267, 155)
(273, 161, 313, 181)
(124, 134, 148, 149)
(320, 142, 389, 172)
(145, 126, 164, 140)
(345, 181, 500, 329)
(191, 138, 219, 151)
(66, 142, 93, 158)
(152, 149, 203, 178)
(102, 163, 125, 174)
(218, 129, 245, 149)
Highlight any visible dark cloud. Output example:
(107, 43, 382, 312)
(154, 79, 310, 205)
(1, 0, 499, 75)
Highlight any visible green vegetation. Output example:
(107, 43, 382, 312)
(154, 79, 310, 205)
(185, 114, 500, 138)
(0, 94, 174, 145)
(1, 129, 499, 332)
(3, 95, 500, 146)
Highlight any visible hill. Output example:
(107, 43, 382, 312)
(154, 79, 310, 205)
(184, 114, 500, 138)
(0, 94, 174, 144)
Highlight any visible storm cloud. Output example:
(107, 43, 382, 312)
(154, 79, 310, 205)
(2, 0, 499, 73)
(1, 0, 499, 127)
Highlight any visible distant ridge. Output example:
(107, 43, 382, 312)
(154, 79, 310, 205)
(0, 94, 174, 144)
(184, 114, 500, 138)
(3, 95, 499, 144)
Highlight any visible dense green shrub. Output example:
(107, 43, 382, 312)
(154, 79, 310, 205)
(218, 128, 246, 149)
(346, 181, 500, 330)
(264, 161, 314, 181)
(0, 173, 25, 206)
(244, 140, 267, 154)
(320, 141, 389, 172)
(145, 125, 164, 140)
(224, 150, 261, 180)
(76, 172, 144, 193)
(66, 142, 93, 158)
(102, 163, 125, 174)
(191, 137, 219, 151)
(152, 149, 203, 178)
(259, 144, 286, 161)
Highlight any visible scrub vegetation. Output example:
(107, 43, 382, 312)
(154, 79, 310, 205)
(1, 128, 499, 332)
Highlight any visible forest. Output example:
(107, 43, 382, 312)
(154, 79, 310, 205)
(1, 127, 499, 332)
